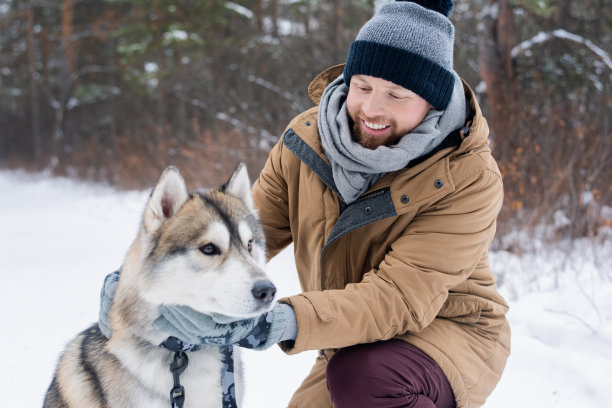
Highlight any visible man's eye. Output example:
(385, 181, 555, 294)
(199, 243, 221, 256)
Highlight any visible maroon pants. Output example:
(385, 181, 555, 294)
(326, 340, 456, 408)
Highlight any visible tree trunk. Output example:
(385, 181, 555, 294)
(61, 0, 75, 74)
(56, 0, 75, 151)
(304, 0, 312, 35)
(270, 0, 279, 37)
(26, 0, 41, 160)
(477, 0, 519, 159)
(254, 0, 264, 33)
(332, 0, 344, 63)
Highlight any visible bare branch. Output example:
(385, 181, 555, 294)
(544, 307, 599, 336)
(511, 29, 612, 71)
(247, 74, 296, 102)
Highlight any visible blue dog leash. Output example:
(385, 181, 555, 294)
(219, 345, 238, 408)
(160, 337, 237, 408)
(159, 312, 272, 407)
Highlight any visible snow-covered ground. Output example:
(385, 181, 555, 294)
(1, 169, 611, 407)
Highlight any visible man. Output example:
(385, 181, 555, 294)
(102, 1, 510, 407)
(248, 2, 510, 406)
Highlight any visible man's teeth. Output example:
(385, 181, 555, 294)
(364, 120, 388, 130)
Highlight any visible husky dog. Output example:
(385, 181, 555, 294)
(43, 164, 276, 408)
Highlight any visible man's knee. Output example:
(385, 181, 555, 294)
(326, 340, 455, 408)
(326, 343, 384, 405)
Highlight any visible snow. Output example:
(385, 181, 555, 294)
(163, 29, 189, 42)
(145, 62, 159, 73)
(225, 2, 254, 19)
(1, 169, 610, 407)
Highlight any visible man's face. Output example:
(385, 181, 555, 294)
(346, 75, 431, 150)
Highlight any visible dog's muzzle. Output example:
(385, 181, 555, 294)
(252, 280, 276, 304)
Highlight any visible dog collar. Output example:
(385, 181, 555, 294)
(160, 337, 237, 408)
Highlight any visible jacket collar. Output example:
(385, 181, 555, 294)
(308, 64, 345, 105)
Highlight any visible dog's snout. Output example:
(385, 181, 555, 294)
(252, 280, 277, 303)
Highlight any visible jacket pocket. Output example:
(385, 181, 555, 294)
(438, 294, 484, 324)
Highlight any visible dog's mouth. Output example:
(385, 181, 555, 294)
(208, 309, 269, 324)
(194, 291, 276, 322)
(215, 279, 277, 318)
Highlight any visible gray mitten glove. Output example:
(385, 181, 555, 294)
(154, 303, 297, 350)
(98, 270, 120, 338)
(245, 302, 297, 350)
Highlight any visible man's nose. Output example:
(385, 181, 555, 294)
(361, 92, 385, 117)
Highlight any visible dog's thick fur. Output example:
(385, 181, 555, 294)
(43, 164, 275, 408)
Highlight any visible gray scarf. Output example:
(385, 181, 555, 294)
(319, 72, 467, 204)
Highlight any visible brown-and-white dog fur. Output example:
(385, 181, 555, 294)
(43, 164, 275, 407)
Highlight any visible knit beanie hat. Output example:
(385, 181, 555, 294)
(343, 0, 456, 110)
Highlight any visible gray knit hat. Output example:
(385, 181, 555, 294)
(343, 0, 456, 110)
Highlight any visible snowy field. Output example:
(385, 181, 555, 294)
(1, 169, 611, 407)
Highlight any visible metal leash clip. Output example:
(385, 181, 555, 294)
(169, 350, 189, 408)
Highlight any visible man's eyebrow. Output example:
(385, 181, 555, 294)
(351, 77, 368, 85)
(388, 86, 414, 95)
(352, 77, 414, 95)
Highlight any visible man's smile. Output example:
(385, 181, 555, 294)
(363, 120, 390, 131)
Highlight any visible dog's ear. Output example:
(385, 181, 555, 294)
(223, 162, 254, 210)
(143, 166, 189, 233)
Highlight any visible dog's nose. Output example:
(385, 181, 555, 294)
(252, 280, 277, 303)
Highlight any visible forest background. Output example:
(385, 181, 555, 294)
(1, 0, 611, 253)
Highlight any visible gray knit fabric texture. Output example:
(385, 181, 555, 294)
(343, 1, 456, 109)
(357, 2, 454, 71)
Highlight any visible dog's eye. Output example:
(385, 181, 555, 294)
(199, 243, 221, 256)
(247, 239, 253, 253)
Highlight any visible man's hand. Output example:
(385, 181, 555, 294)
(154, 303, 295, 350)
(154, 305, 271, 347)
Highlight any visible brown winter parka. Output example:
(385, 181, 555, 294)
(251, 65, 511, 408)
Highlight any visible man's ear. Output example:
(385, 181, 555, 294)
(223, 162, 254, 210)
(143, 166, 189, 233)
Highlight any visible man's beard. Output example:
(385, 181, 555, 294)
(348, 113, 405, 150)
